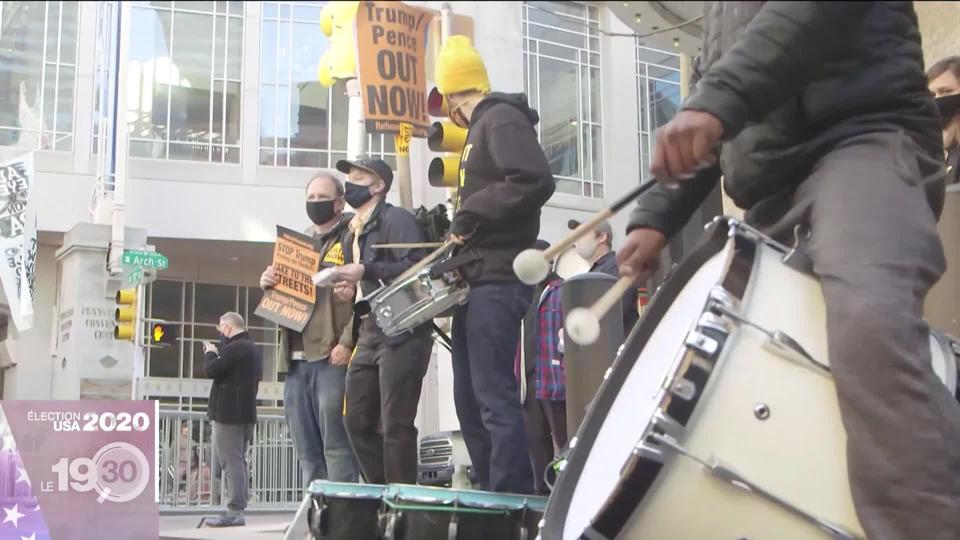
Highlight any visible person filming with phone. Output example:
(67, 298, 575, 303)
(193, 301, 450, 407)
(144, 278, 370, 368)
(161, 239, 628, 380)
(201, 312, 262, 528)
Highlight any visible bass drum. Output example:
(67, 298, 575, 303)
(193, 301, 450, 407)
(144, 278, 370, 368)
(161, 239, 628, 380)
(930, 330, 959, 399)
(540, 217, 958, 540)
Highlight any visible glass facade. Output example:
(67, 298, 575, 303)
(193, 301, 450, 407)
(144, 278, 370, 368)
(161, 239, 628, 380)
(0, 1, 80, 151)
(522, 1, 603, 199)
(636, 43, 681, 179)
(145, 279, 280, 411)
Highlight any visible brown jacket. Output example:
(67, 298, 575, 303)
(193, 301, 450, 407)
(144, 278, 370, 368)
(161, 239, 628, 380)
(277, 214, 354, 372)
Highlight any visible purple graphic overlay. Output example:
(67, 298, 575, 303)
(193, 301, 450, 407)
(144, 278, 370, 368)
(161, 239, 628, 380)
(0, 449, 49, 540)
(1, 402, 158, 540)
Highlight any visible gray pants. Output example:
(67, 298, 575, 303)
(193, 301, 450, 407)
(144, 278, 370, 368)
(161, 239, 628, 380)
(212, 422, 254, 514)
(749, 131, 960, 539)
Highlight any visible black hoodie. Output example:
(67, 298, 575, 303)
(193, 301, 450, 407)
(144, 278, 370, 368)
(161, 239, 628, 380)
(450, 93, 556, 284)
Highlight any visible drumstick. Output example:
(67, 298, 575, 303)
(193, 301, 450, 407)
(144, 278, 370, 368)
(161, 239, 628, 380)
(372, 242, 445, 249)
(393, 239, 456, 283)
(513, 179, 660, 285)
(565, 276, 635, 346)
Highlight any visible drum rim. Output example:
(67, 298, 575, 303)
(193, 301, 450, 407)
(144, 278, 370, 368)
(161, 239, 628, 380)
(541, 218, 759, 539)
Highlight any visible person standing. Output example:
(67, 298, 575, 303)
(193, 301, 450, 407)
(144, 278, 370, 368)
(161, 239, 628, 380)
(568, 219, 640, 334)
(332, 157, 434, 485)
(435, 36, 555, 493)
(515, 242, 567, 495)
(617, 3, 960, 538)
(202, 312, 262, 528)
(260, 172, 359, 485)
(927, 56, 960, 185)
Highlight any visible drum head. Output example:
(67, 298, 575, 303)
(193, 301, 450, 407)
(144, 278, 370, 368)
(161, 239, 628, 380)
(542, 221, 734, 540)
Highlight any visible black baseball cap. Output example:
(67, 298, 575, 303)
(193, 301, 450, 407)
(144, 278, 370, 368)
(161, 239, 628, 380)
(532, 239, 551, 251)
(336, 157, 394, 189)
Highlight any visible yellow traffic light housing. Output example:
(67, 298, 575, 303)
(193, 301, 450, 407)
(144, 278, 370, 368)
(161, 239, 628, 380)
(428, 121, 467, 153)
(114, 288, 137, 341)
(428, 155, 462, 188)
(428, 87, 448, 117)
(317, 1, 360, 87)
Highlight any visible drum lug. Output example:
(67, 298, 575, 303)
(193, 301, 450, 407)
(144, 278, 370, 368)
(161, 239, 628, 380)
(686, 329, 719, 357)
(652, 410, 684, 440)
(670, 377, 696, 401)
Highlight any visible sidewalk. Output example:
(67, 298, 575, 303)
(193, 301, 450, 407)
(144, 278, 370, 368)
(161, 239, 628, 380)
(159, 511, 298, 540)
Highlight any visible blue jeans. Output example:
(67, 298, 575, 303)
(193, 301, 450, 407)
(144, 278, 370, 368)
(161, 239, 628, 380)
(284, 359, 359, 484)
(452, 282, 535, 493)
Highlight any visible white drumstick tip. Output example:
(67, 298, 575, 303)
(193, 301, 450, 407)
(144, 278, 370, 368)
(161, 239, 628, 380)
(513, 249, 550, 285)
(566, 307, 600, 346)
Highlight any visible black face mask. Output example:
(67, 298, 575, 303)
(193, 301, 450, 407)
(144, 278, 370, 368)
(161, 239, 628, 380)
(936, 93, 960, 127)
(344, 182, 376, 208)
(306, 200, 337, 225)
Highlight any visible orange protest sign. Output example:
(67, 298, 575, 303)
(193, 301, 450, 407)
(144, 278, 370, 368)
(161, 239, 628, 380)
(356, 1, 432, 137)
(254, 226, 320, 332)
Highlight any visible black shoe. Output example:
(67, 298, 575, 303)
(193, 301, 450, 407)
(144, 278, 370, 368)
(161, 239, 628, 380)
(205, 514, 245, 527)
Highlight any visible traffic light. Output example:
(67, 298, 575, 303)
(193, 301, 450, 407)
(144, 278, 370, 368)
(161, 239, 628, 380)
(114, 288, 137, 341)
(149, 322, 177, 346)
(427, 88, 469, 188)
(317, 1, 360, 87)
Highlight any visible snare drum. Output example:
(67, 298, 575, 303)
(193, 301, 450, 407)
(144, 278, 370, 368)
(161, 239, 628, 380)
(541, 217, 957, 540)
(368, 262, 469, 337)
(380, 484, 546, 540)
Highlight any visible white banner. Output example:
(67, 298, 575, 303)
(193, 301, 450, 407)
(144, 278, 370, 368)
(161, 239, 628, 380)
(0, 153, 36, 331)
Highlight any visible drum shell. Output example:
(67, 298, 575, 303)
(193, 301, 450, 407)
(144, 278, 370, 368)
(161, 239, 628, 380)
(561, 273, 623, 437)
(371, 271, 468, 336)
(380, 486, 546, 540)
(925, 185, 960, 337)
(307, 481, 385, 540)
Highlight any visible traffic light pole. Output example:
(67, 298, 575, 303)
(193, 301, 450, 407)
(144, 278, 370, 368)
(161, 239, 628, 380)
(346, 78, 366, 161)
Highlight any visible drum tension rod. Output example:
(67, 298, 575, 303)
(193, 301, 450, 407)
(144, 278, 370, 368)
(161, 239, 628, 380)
(709, 304, 831, 377)
(647, 432, 860, 540)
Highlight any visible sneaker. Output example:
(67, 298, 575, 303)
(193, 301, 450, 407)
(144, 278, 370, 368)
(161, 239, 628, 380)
(205, 514, 245, 527)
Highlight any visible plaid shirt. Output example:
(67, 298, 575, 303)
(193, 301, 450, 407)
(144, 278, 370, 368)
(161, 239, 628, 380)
(527, 279, 565, 400)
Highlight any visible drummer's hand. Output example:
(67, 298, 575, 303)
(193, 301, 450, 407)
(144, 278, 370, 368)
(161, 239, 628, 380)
(333, 281, 356, 302)
(651, 109, 723, 183)
(450, 233, 469, 246)
(618, 228, 667, 285)
(336, 263, 365, 284)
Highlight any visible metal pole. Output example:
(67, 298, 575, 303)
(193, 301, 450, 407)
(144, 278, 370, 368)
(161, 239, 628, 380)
(108, 1, 132, 275)
(439, 3, 455, 207)
(395, 126, 414, 210)
(345, 78, 366, 161)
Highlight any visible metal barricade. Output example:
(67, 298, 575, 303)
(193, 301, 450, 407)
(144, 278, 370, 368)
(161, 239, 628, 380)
(157, 411, 303, 512)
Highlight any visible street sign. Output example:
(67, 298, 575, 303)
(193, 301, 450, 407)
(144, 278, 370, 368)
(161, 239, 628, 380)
(149, 322, 177, 346)
(122, 250, 168, 270)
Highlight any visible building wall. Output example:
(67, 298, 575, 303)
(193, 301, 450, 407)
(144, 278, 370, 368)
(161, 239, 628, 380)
(917, 2, 960, 68)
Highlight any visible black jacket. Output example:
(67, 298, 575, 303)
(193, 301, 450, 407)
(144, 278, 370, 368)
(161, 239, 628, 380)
(590, 252, 639, 335)
(205, 332, 262, 424)
(343, 201, 428, 343)
(451, 93, 556, 284)
(629, 2, 942, 238)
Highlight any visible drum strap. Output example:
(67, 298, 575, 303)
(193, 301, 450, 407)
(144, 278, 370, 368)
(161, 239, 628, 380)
(429, 249, 482, 279)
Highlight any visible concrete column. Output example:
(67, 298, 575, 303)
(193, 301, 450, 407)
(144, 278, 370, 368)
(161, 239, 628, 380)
(53, 223, 148, 399)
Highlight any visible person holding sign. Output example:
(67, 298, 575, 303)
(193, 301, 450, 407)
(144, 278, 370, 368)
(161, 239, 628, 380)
(259, 172, 359, 485)
(435, 36, 556, 494)
(332, 157, 434, 485)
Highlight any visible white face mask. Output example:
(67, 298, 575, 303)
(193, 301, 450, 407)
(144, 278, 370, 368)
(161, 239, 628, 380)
(575, 235, 599, 260)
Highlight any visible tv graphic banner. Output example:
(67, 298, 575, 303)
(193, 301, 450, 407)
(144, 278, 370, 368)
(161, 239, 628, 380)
(0, 401, 159, 539)
(0, 153, 37, 332)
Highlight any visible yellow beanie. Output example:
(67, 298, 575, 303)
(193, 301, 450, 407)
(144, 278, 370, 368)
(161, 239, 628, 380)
(435, 35, 491, 96)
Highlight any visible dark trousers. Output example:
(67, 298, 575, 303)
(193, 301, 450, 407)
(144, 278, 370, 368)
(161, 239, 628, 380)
(284, 359, 358, 484)
(344, 322, 433, 485)
(749, 131, 960, 539)
(211, 422, 253, 514)
(452, 282, 535, 493)
(523, 397, 567, 495)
